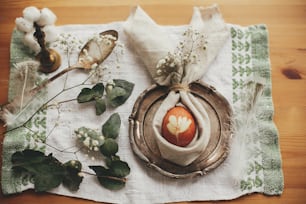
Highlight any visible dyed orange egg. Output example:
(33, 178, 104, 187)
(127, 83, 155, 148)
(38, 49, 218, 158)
(161, 106, 196, 147)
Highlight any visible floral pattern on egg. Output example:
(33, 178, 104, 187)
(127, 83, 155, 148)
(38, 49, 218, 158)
(162, 106, 196, 147)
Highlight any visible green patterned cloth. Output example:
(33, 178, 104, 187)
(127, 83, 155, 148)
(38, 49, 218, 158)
(231, 25, 283, 194)
(1, 19, 283, 203)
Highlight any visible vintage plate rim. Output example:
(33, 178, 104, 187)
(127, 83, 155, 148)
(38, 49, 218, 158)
(129, 81, 233, 178)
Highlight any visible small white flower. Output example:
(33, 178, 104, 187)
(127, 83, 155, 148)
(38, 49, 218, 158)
(156, 69, 162, 76)
(83, 137, 90, 147)
(92, 139, 99, 146)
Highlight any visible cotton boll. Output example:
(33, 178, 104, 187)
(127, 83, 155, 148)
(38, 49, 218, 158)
(15, 17, 33, 33)
(23, 31, 41, 54)
(23, 6, 41, 22)
(42, 25, 59, 42)
(36, 8, 57, 26)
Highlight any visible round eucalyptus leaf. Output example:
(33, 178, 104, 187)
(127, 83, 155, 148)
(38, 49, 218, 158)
(89, 165, 126, 190)
(110, 160, 130, 178)
(100, 138, 118, 156)
(92, 83, 104, 99)
(107, 87, 127, 107)
(102, 113, 121, 139)
(95, 98, 106, 115)
(77, 88, 94, 103)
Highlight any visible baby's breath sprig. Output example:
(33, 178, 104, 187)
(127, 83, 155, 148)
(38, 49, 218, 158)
(52, 33, 83, 66)
(89, 40, 125, 84)
(155, 27, 208, 84)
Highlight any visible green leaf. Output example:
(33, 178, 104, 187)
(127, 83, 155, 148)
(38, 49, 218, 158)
(33, 161, 64, 192)
(11, 150, 67, 192)
(107, 87, 126, 107)
(11, 149, 46, 172)
(105, 155, 120, 168)
(102, 113, 121, 139)
(95, 98, 106, 115)
(107, 79, 134, 107)
(100, 138, 118, 156)
(89, 166, 126, 190)
(92, 83, 104, 99)
(77, 83, 105, 103)
(110, 160, 130, 178)
(77, 88, 94, 103)
(63, 160, 83, 191)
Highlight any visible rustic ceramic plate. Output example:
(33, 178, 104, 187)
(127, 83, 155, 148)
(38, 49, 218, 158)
(129, 81, 233, 178)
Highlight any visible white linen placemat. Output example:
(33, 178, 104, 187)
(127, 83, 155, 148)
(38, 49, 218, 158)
(2, 6, 283, 204)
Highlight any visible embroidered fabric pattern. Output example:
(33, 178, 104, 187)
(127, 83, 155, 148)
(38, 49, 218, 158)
(231, 25, 283, 194)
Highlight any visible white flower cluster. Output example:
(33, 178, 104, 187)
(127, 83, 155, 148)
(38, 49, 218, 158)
(15, 6, 58, 54)
(156, 52, 182, 76)
(52, 33, 83, 65)
(75, 127, 105, 151)
(155, 27, 207, 83)
(89, 64, 108, 84)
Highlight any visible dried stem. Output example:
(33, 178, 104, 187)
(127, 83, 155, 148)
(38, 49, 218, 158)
(2, 67, 96, 136)
(81, 171, 127, 183)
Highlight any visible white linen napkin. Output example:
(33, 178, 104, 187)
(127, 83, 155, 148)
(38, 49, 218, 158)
(124, 5, 229, 166)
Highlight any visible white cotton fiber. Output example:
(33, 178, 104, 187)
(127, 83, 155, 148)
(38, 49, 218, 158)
(23, 31, 41, 54)
(36, 8, 57, 26)
(23, 6, 41, 22)
(42, 25, 59, 42)
(15, 17, 33, 33)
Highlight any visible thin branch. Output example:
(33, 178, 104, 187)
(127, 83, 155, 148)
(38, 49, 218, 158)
(31, 65, 82, 93)
(81, 171, 127, 183)
(44, 142, 81, 154)
(20, 67, 29, 110)
(45, 98, 77, 109)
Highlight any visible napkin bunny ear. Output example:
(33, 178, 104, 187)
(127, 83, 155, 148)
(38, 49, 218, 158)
(124, 5, 230, 86)
(123, 6, 177, 84)
(182, 5, 230, 84)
